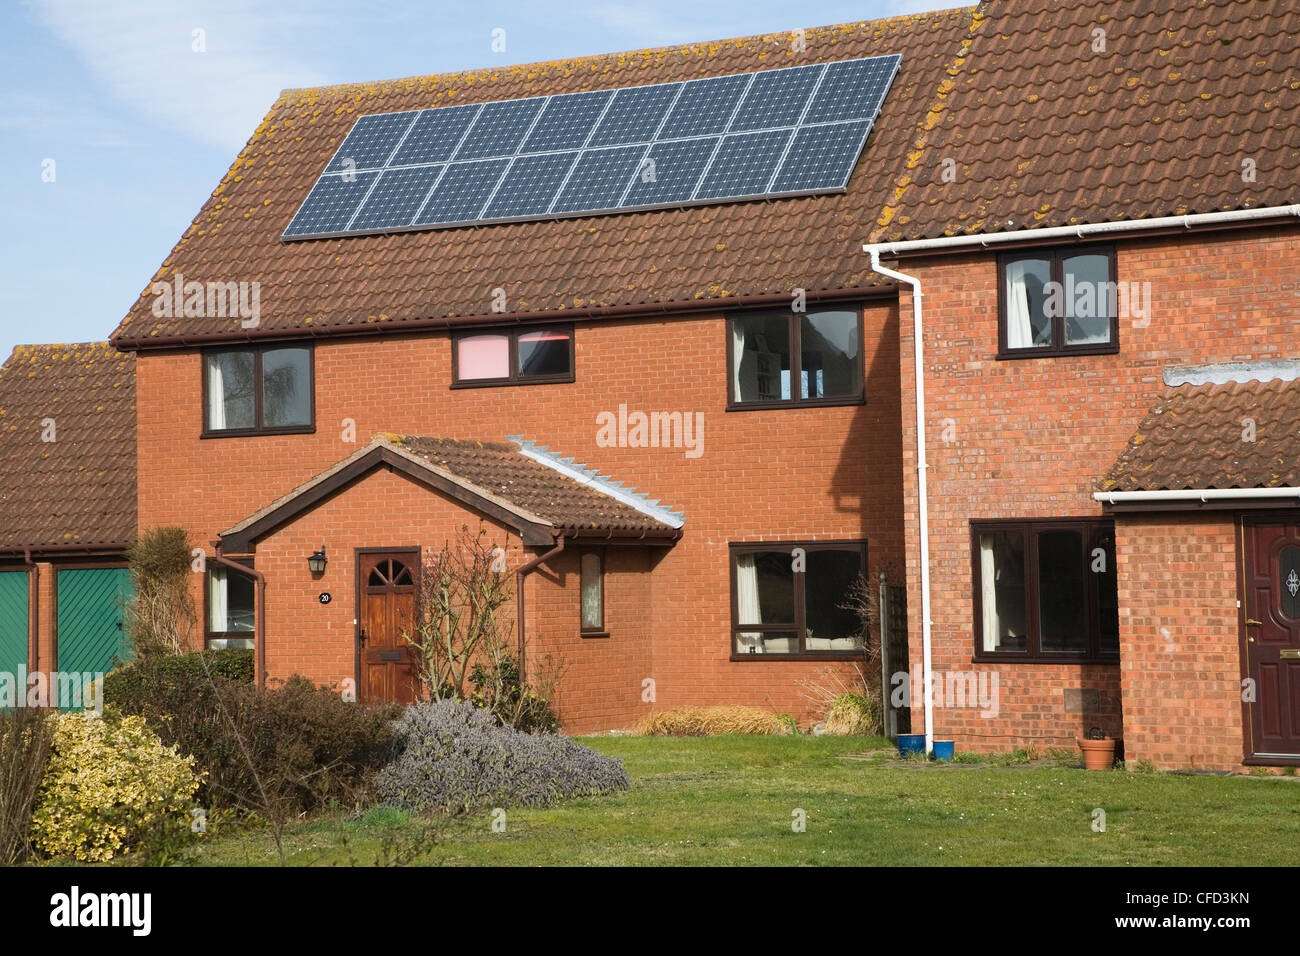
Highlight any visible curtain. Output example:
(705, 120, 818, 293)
(731, 323, 745, 401)
(206, 355, 225, 430)
(1004, 260, 1036, 349)
(458, 334, 509, 380)
(209, 567, 228, 632)
(735, 553, 763, 652)
(979, 535, 999, 652)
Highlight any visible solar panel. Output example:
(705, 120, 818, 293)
(284, 53, 901, 240)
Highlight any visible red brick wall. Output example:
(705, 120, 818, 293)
(896, 225, 1300, 762)
(1114, 514, 1245, 771)
(136, 302, 904, 729)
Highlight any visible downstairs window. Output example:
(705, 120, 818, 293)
(972, 519, 1118, 662)
(207, 563, 256, 649)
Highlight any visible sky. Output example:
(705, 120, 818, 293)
(0, 0, 950, 359)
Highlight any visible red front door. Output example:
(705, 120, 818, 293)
(1242, 520, 1300, 757)
(358, 551, 418, 706)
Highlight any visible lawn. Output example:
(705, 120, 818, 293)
(193, 735, 1300, 866)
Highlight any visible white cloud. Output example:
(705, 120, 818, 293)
(28, 0, 329, 151)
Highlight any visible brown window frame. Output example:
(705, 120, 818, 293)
(450, 324, 576, 388)
(725, 306, 866, 411)
(729, 539, 868, 661)
(996, 245, 1120, 359)
(970, 518, 1119, 664)
(201, 342, 316, 438)
(579, 550, 607, 637)
(204, 557, 257, 649)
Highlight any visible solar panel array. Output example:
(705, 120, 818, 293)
(283, 54, 902, 240)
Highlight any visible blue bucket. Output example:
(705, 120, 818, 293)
(932, 740, 955, 761)
(897, 733, 926, 757)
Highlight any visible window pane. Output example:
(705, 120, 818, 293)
(580, 553, 602, 630)
(205, 351, 255, 430)
(734, 550, 794, 625)
(979, 530, 1027, 652)
(735, 631, 800, 655)
(457, 334, 509, 380)
(1063, 253, 1113, 345)
(804, 549, 864, 651)
(262, 347, 311, 427)
(518, 329, 572, 378)
(209, 567, 255, 632)
(799, 311, 859, 399)
(1037, 529, 1087, 653)
(731, 314, 791, 402)
(1003, 257, 1051, 349)
(1093, 526, 1119, 653)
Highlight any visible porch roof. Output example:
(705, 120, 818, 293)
(1100, 377, 1300, 494)
(219, 434, 683, 552)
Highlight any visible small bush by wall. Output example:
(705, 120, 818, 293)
(633, 705, 793, 736)
(374, 699, 629, 814)
(31, 712, 201, 863)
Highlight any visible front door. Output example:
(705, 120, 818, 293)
(1242, 520, 1300, 757)
(358, 551, 418, 706)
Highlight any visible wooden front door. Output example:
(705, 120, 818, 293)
(358, 551, 418, 706)
(1242, 520, 1300, 757)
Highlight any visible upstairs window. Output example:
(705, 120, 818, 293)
(728, 308, 863, 408)
(998, 246, 1118, 357)
(452, 326, 574, 386)
(971, 518, 1119, 662)
(204, 344, 313, 435)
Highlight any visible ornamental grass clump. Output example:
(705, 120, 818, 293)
(633, 705, 793, 736)
(374, 699, 629, 815)
(31, 712, 202, 863)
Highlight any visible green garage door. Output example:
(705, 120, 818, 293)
(0, 571, 29, 679)
(57, 568, 132, 678)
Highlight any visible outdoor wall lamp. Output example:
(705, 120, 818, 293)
(307, 545, 328, 574)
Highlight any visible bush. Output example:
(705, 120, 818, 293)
(0, 707, 54, 864)
(633, 705, 793, 736)
(468, 654, 559, 734)
(107, 655, 396, 815)
(125, 527, 198, 657)
(374, 699, 629, 814)
(823, 692, 881, 736)
(31, 712, 201, 863)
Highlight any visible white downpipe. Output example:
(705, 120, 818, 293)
(866, 248, 934, 755)
(1096, 488, 1300, 504)
(871, 205, 1300, 257)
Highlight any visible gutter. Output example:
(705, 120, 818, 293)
(111, 286, 888, 352)
(871, 205, 1300, 258)
(211, 542, 268, 690)
(515, 535, 566, 685)
(863, 203, 1300, 755)
(1096, 488, 1300, 504)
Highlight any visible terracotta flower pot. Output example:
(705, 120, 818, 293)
(1078, 737, 1116, 770)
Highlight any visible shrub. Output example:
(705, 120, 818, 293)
(107, 656, 395, 815)
(823, 692, 880, 736)
(125, 527, 198, 657)
(468, 654, 559, 734)
(0, 707, 54, 864)
(31, 712, 201, 863)
(374, 699, 629, 814)
(633, 705, 792, 736)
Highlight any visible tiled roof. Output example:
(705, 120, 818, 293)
(109, 8, 979, 344)
(399, 436, 680, 533)
(220, 435, 681, 543)
(1099, 378, 1300, 492)
(872, 0, 1300, 241)
(0, 343, 136, 552)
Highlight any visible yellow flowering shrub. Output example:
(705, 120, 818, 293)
(31, 712, 203, 862)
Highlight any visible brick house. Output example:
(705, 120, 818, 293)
(2, 0, 1292, 767)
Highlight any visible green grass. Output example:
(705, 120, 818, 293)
(190, 735, 1300, 866)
